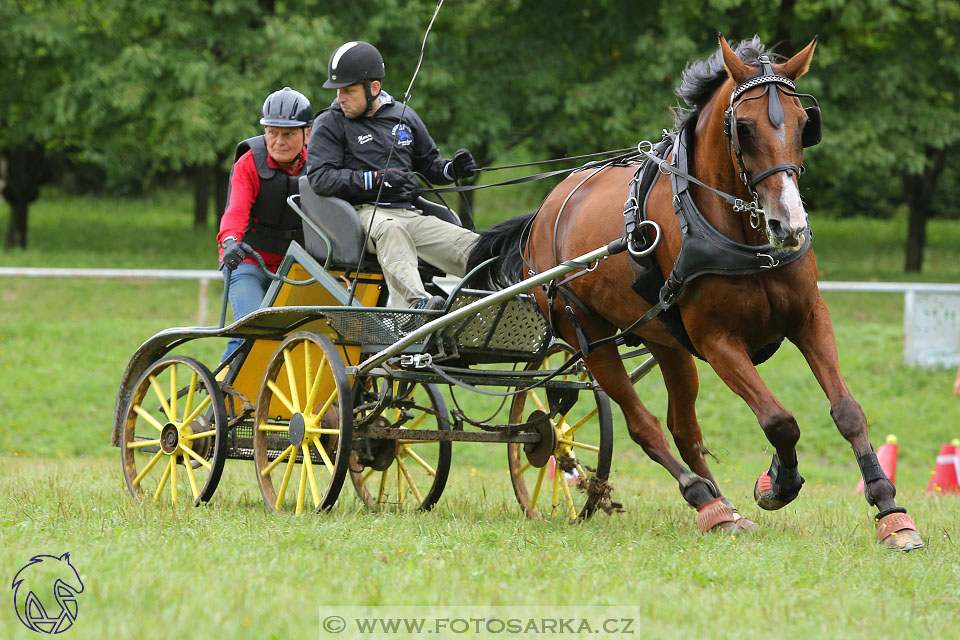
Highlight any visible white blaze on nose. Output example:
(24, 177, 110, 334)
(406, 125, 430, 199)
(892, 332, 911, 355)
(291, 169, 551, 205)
(778, 172, 807, 231)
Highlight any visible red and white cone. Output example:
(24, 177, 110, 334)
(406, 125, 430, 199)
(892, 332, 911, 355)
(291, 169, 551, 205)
(856, 434, 898, 492)
(926, 439, 960, 495)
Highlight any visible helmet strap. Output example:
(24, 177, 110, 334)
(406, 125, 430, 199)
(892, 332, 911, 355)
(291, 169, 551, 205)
(363, 80, 381, 116)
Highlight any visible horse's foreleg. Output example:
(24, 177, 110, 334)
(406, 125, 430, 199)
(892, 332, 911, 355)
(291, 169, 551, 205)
(647, 343, 758, 531)
(698, 336, 806, 510)
(790, 300, 923, 550)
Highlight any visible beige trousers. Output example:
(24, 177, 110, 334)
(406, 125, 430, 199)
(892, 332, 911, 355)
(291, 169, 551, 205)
(355, 204, 480, 307)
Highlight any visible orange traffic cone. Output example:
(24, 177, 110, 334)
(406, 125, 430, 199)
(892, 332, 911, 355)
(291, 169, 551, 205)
(926, 439, 960, 495)
(856, 434, 898, 492)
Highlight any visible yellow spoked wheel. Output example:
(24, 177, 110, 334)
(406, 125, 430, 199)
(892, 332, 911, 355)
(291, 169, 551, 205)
(120, 356, 227, 506)
(253, 332, 353, 514)
(507, 343, 613, 521)
(350, 381, 451, 511)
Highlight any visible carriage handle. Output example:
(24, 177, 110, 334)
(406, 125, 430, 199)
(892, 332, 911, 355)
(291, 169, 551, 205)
(355, 239, 634, 376)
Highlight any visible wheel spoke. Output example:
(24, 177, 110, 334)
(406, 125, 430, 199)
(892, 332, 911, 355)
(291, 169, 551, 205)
(303, 343, 313, 406)
(560, 467, 577, 520)
(360, 467, 375, 484)
(559, 438, 599, 453)
(183, 451, 200, 500)
(275, 449, 297, 511)
(126, 438, 161, 449)
(528, 464, 547, 511)
(180, 444, 213, 470)
(133, 449, 165, 485)
(152, 457, 173, 504)
(258, 423, 293, 433)
(397, 462, 404, 508)
(295, 455, 308, 515)
(169, 366, 178, 423)
(404, 448, 437, 476)
(518, 460, 532, 474)
(310, 436, 335, 475)
(148, 375, 174, 422)
(397, 459, 424, 504)
(184, 429, 215, 441)
(182, 372, 198, 424)
(133, 405, 165, 432)
(304, 354, 328, 413)
(181, 395, 212, 431)
(260, 445, 294, 477)
(170, 453, 179, 505)
(406, 413, 428, 430)
(550, 464, 561, 517)
(282, 347, 302, 412)
(315, 388, 338, 421)
(526, 388, 547, 413)
(376, 466, 389, 504)
(304, 427, 340, 436)
(302, 444, 321, 508)
(266, 380, 296, 415)
(564, 408, 598, 437)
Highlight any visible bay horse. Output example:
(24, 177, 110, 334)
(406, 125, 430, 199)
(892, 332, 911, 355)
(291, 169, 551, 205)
(468, 34, 923, 549)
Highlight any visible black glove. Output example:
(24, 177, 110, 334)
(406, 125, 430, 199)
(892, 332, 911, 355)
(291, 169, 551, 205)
(451, 148, 477, 180)
(375, 168, 420, 201)
(221, 237, 253, 271)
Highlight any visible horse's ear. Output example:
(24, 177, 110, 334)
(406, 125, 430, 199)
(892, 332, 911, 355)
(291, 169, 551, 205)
(719, 33, 752, 85)
(778, 37, 818, 80)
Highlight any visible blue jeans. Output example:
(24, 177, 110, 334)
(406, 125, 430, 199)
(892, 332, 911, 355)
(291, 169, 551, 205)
(220, 262, 271, 362)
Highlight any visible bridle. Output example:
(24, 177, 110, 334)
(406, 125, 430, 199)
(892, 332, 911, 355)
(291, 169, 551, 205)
(723, 54, 822, 226)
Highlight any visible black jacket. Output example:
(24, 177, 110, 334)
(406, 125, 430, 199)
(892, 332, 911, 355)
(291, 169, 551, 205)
(305, 91, 452, 206)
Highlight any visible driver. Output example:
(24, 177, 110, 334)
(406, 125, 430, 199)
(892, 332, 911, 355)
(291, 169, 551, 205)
(217, 87, 312, 359)
(306, 41, 480, 310)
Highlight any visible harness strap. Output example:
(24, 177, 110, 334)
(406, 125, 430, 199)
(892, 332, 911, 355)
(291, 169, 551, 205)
(749, 163, 802, 189)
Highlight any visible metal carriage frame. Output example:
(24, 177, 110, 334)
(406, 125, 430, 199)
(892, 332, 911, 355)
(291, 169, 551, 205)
(111, 183, 658, 520)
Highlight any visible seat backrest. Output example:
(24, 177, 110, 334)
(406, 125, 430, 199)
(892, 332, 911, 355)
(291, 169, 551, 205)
(298, 176, 365, 265)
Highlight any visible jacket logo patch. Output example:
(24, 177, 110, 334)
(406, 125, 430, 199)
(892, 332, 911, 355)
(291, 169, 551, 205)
(391, 124, 413, 147)
(357, 134, 373, 145)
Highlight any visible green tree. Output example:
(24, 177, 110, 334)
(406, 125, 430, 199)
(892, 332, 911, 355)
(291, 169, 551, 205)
(0, 0, 84, 249)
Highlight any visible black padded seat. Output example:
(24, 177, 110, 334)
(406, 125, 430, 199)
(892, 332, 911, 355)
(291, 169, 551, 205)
(297, 176, 459, 282)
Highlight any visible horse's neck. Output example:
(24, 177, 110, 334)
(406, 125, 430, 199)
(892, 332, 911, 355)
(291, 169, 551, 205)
(690, 103, 767, 246)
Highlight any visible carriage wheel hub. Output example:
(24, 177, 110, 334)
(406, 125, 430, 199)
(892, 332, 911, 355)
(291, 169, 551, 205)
(160, 424, 180, 454)
(288, 413, 306, 447)
(523, 410, 556, 468)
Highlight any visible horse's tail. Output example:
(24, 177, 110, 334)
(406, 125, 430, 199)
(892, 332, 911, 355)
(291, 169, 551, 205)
(465, 212, 536, 290)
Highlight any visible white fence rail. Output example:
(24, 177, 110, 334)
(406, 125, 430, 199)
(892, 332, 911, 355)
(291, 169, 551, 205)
(2, 268, 958, 367)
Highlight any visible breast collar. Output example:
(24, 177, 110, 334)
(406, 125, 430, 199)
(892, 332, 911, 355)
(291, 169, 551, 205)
(626, 120, 811, 309)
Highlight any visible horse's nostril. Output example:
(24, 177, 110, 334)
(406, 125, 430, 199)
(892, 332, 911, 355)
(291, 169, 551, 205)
(768, 219, 784, 237)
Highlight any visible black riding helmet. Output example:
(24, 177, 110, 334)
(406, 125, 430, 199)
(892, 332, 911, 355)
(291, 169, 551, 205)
(323, 41, 385, 89)
(260, 87, 313, 127)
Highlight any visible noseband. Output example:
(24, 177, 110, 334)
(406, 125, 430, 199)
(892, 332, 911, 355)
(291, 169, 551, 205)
(724, 55, 822, 204)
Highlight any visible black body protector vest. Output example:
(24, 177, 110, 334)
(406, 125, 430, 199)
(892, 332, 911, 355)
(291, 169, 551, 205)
(226, 135, 304, 255)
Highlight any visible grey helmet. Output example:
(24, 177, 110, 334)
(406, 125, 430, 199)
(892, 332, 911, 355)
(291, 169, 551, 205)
(323, 41, 385, 89)
(260, 87, 312, 127)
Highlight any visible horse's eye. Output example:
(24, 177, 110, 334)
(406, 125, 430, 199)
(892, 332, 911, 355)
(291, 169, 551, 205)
(736, 122, 753, 139)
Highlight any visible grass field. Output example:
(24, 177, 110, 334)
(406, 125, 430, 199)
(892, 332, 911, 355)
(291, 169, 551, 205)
(1, 191, 959, 639)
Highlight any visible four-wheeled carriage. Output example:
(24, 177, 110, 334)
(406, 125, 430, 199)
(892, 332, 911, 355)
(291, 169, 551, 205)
(111, 179, 651, 519)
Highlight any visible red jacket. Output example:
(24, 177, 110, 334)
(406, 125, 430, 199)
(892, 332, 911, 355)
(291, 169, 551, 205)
(217, 146, 307, 271)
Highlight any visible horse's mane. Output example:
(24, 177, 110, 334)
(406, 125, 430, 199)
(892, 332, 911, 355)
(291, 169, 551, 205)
(672, 36, 779, 129)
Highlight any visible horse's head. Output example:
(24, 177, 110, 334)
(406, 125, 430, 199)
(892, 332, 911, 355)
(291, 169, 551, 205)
(719, 34, 819, 250)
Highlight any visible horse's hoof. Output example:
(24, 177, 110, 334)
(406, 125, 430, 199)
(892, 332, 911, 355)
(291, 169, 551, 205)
(696, 497, 755, 535)
(753, 469, 799, 510)
(877, 512, 925, 551)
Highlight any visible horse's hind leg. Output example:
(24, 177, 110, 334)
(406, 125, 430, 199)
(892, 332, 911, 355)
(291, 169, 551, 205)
(583, 341, 745, 533)
(646, 343, 757, 531)
(790, 299, 923, 550)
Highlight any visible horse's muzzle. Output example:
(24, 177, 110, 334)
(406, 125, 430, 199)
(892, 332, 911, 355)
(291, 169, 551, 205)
(767, 219, 804, 250)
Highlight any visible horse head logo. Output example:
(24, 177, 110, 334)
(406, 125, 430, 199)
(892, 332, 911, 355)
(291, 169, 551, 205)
(11, 552, 84, 634)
